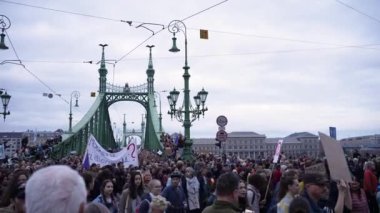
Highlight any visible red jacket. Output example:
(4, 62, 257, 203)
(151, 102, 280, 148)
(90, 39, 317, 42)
(363, 169, 378, 194)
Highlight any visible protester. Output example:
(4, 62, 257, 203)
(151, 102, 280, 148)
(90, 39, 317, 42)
(119, 171, 144, 213)
(182, 166, 202, 213)
(25, 165, 87, 213)
(82, 172, 95, 202)
(0, 182, 25, 213)
(246, 174, 264, 213)
(150, 195, 169, 213)
(288, 197, 312, 213)
(363, 161, 379, 213)
(85, 202, 111, 213)
(91, 168, 114, 201)
(276, 173, 300, 213)
(142, 169, 152, 194)
(237, 180, 247, 213)
(202, 172, 241, 213)
(162, 170, 187, 213)
(139, 179, 163, 213)
(0, 169, 28, 211)
(2, 130, 380, 213)
(93, 179, 118, 213)
(301, 173, 348, 212)
(349, 178, 370, 212)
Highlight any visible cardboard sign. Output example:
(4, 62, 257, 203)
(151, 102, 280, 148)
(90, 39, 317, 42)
(305, 163, 327, 176)
(319, 132, 352, 182)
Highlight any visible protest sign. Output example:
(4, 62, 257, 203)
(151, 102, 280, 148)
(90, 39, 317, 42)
(272, 139, 283, 163)
(305, 163, 327, 176)
(319, 132, 352, 182)
(82, 134, 138, 169)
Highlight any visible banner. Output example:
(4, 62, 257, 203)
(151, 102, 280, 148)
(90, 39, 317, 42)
(82, 134, 138, 169)
(272, 139, 283, 163)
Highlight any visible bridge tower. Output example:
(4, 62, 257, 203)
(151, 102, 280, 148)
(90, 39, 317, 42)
(52, 45, 163, 158)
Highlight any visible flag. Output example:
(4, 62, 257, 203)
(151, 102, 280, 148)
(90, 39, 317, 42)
(200, 29, 209, 39)
(82, 151, 90, 170)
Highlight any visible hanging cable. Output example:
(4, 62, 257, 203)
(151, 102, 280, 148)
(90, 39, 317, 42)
(4, 29, 69, 104)
(335, 0, 380, 24)
(116, 0, 230, 62)
(0, 0, 144, 24)
(182, 0, 229, 21)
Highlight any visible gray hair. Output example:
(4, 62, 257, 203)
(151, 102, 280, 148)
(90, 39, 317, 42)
(25, 165, 87, 213)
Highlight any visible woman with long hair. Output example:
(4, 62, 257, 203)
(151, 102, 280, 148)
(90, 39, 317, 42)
(276, 174, 300, 213)
(238, 180, 248, 213)
(119, 171, 144, 213)
(350, 178, 369, 213)
(0, 169, 28, 212)
(93, 179, 118, 213)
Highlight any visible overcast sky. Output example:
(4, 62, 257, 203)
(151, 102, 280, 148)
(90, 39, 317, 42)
(1, 0, 379, 140)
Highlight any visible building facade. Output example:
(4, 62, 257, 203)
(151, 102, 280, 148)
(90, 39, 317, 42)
(193, 131, 322, 159)
(0, 132, 23, 158)
(340, 134, 380, 154)
(0, 130, 63, 159)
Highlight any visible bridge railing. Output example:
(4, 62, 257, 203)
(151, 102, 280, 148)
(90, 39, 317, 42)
(106, 83, 148, 93)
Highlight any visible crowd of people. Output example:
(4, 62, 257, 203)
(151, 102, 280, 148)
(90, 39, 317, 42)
(0, 136, 380, 213)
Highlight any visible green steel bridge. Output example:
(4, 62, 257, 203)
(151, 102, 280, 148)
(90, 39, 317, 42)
(52, 45, 163, 159)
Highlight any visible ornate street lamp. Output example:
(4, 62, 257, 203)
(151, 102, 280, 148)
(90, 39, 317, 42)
(167, 20, 208, 160)
(0, 89, 11, 121)
(69, 91, 80, 132)
(0, 15, 11, 50)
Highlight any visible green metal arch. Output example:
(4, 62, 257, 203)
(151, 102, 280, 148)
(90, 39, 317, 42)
(105, 92, 148, 109)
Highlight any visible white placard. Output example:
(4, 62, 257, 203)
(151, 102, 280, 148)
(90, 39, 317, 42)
(272, 139, 284, 163)
(82, 134, 139, 169)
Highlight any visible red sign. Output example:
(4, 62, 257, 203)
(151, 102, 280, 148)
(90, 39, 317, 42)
(216, 130, 228, 142)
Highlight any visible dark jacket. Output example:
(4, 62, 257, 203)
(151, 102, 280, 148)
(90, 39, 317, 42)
(202, 200, 241, 213)
(301, 190, 323, 213)
(139, 193, 153, 213)
(162, 185, 186, 213)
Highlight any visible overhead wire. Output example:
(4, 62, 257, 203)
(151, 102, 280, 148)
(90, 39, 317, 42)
(182, 0, 229, 21)
(0, 0, 143, 24)
(335, 0, 380, 24)
(3, 0, 378, 53)
(4, 29, 70, 104)
(188, 28, 380, 50)
(3, 0, 379, 84)
(116, 0, 230, 63)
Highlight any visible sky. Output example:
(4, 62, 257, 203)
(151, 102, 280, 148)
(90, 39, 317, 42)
(0, 0, 380, 140)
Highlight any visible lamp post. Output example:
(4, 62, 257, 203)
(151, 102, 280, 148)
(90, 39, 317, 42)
(167, 20, 208, 160)
(69, 91, 80, 133)
(0, 15, 11, 50)
(0, 89, 11, 121)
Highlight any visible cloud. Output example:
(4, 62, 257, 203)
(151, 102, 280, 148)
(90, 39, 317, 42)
(1, 0, 379, 140)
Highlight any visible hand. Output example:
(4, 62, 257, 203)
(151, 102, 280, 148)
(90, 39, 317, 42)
(337, 179, 348, 192)
(259, 199, 266, 206)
